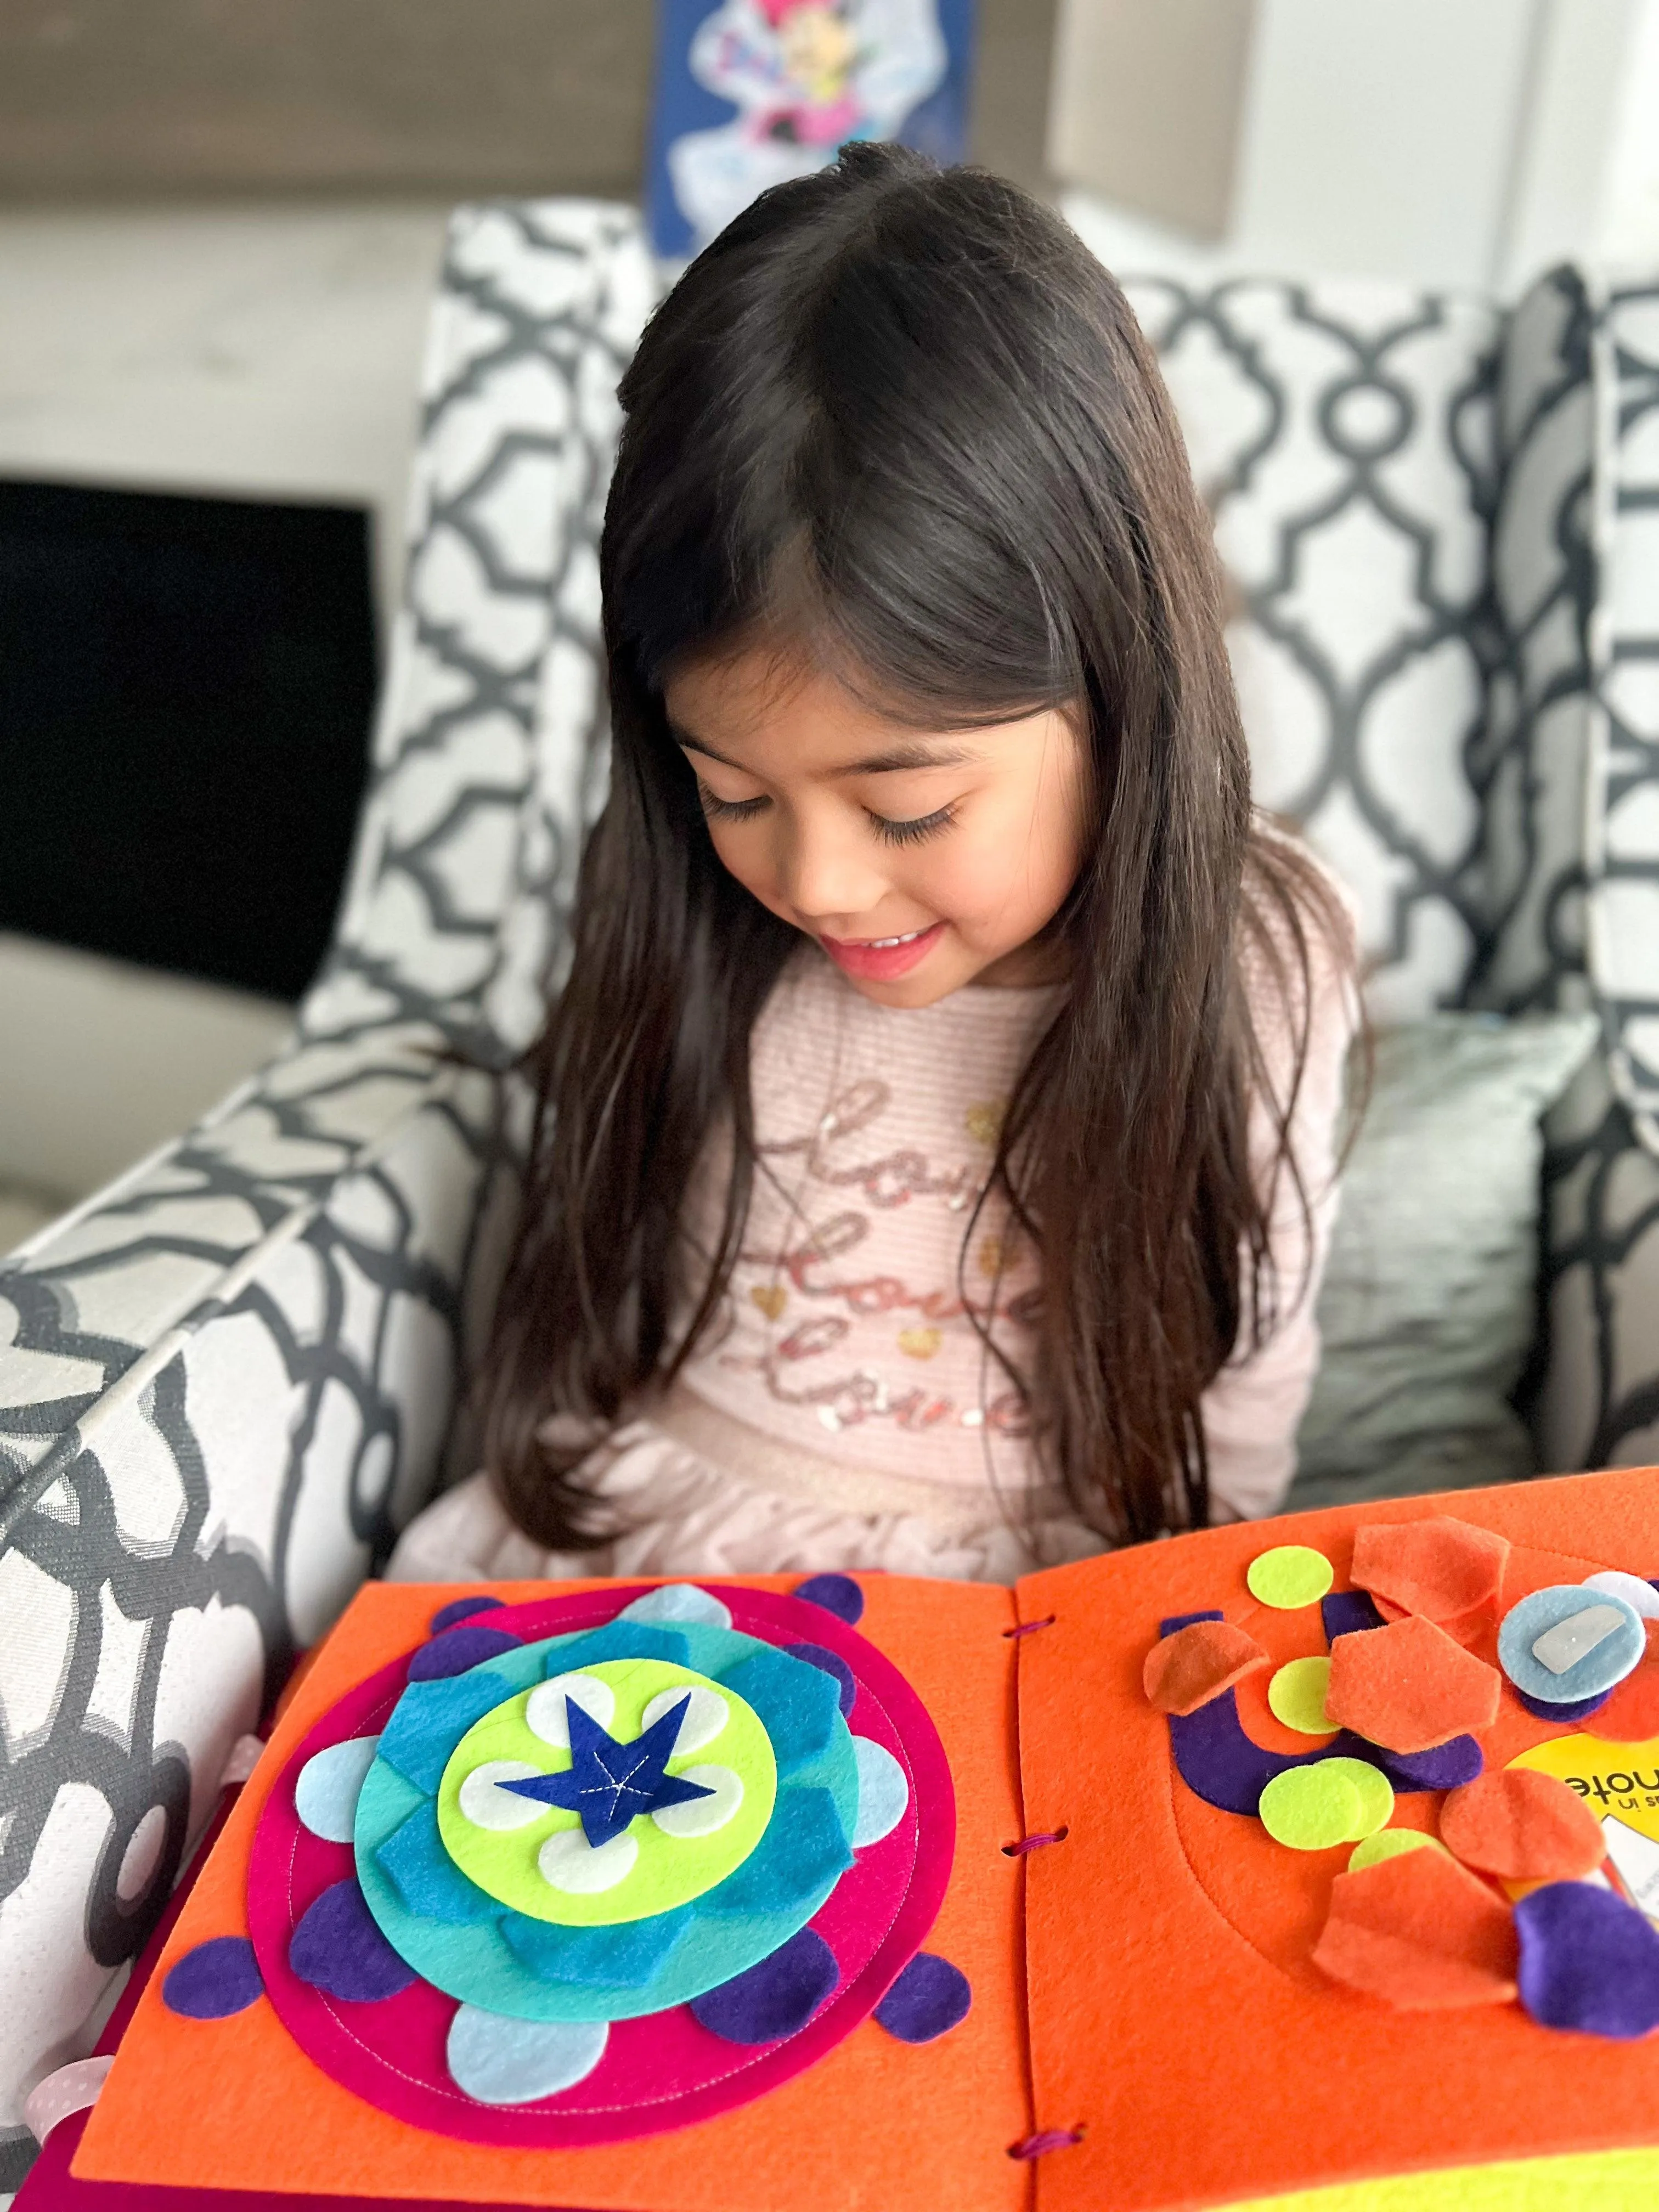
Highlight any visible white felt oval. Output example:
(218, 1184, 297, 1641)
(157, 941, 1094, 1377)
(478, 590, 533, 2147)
(1584, 1570, 1659, 1621)
(851, 1737, 910, 1848)
(294, 1736, 382, 1843)
(617, 1583, 733, 1631)
(446, 2005, 608, 2104)
(650, 1764, 743, 1838)
(538, 1827, 639, 1893)
(524, 1673, 616, 1749)
(458, 1759, 549, 1831)
(641, 1684, 729, 1755)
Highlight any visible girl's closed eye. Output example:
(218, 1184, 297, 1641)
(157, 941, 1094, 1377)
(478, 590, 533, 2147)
(697, 783, 769, 822)
(868, 802, 956, 845)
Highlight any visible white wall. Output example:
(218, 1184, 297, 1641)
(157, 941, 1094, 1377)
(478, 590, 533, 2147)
(1057, 0, 1659, 293)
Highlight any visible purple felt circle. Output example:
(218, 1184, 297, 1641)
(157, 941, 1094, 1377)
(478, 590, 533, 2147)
(689, 1927, 841, 2045)
(161, 1935, 264, 2019)
(289, 1878, 417, 2002)
(783, 1640, 856, 1719)
(1515, 1685, 1611, 1723)
(405, 1624, 521, 1680)
(429, 1594, 505, 1634)
(794, 1573, 866, 1626)
(1515, 1880, 1659, 2039)
(873, 1951, 972, 2044)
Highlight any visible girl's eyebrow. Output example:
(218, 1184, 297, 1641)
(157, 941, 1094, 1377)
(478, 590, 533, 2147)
(670, 725, 979, 777)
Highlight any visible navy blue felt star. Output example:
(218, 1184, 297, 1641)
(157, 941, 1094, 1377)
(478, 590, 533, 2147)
(500, 1693, 716, 1848)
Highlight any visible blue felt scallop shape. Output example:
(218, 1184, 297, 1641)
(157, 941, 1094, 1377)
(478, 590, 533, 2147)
(617, 1583, 733, 1631)
(294, 1735, 382, 1843)
(162, 1936, 264, 2019)
(446, 2005, 609, 2103)
(699, 1785, 853, 1918)
(408, 1624, 523, 1681)
(720, 1646, 842, 1774)
(375, 1801, 496, 1925)
(376, 1653, 543, 1793)
(431, 1594, 506, 1633)
(1498, 1585, 1645, 1705)
(784, 1641, 856, 1719)
(851, 1737, 909, 1847)
(794, 1573, 865, 1626)
(689, 1927, 839, 2044)
(874, 1952, 972, 2043)
(503, 1904, 694, 1988)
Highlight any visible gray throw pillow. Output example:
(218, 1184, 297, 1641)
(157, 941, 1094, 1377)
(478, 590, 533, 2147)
(1288, 1012, 1599, 1508)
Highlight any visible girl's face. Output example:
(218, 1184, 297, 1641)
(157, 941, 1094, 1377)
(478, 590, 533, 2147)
(664, 644, 1086, 1007)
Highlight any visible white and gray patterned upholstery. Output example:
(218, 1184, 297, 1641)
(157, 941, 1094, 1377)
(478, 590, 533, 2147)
(1, 202, 1656, 2183)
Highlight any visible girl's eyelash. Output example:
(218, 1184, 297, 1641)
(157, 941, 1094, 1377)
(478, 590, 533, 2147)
(868, 804, 957, 847)
(698, 787, 768, 822)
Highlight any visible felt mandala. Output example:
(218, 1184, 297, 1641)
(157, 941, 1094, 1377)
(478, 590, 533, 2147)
(171, 1582, 957, 2148)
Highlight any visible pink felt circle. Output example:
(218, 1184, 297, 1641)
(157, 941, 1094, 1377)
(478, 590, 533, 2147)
(248, 1586, 955, 2146)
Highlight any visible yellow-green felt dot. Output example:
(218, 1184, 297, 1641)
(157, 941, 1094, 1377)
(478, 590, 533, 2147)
(1258, 1764, 1362, 1850)
(1246, 1544, 1334, 1609)
(1313, 1756, 1395, 1839)
(1347, 1827, 1443, 1872)
(1267, 1657, 1336, 1735)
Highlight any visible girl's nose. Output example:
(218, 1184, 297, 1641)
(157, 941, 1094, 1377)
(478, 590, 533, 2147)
(775, 810, 888, 928)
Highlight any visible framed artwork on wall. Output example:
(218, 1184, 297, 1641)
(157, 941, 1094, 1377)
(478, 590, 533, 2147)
(647, 0, 978, 258)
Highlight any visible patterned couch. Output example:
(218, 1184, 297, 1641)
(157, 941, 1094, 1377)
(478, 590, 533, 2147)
(1, 201, 1656, 2182)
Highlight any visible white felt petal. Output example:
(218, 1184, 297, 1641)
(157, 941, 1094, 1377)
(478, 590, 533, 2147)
(538, 1826, 638, 1893)
(294, 1736, 382, 1843)
(641, 1684, 729, 1754)
(458, 1759, 550, 1831)
(524, 1673, 616, 1748)
(1584, 1571, 1659, 1621)
(447, 2004, 608, 2103)
(650, 1764, 743, 1838)
(851, 1737, 910, 1847)
(617, 1583, 733, 1630)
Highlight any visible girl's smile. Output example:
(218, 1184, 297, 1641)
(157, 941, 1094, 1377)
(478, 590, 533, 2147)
(664, 647, 1085, 1008)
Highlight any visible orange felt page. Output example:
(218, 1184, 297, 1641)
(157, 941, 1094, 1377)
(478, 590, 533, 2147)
(1013, 1468, 1659, 2212)
(77, 1575, 1031, 2212)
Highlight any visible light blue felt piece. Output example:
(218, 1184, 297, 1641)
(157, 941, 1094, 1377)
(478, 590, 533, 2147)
(1498, 1584, 1646, 1704)
(294, 1735, 382, 1843)
(700, 1785, 853, 1918)
(501, 1903, 695, 1988)
(445, 2004, 608, 2104)
(617, 1583, 733, 1630)
(376, 1652, 542, 1794)
(719, 1646, 842, 1774)
(851, 1737, 909, 1847)
(375, 1801, 496, 1925)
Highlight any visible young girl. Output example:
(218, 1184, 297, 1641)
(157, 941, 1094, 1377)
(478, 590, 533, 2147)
(391, 144, 1357, 1590)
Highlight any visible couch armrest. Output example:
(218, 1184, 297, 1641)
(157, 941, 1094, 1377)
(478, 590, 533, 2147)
(0, 1030, 510, 2173)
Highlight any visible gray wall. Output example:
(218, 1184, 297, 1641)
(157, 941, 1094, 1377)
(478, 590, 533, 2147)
(0, 0, 1057, 199)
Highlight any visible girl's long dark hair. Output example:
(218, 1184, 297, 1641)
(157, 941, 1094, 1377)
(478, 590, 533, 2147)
(482, 144, 1352, 1551)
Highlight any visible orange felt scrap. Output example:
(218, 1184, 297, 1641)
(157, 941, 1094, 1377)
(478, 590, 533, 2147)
(1595, 1618, 1659, 1742)
(1312, 1845, 1519, 2010)
(1439, 1767, 1607, 1881)
(1142, 1619, 1268, 1715)
(1324, 1610, 1502, 1752)
(1350, 1516, 1509, 1624)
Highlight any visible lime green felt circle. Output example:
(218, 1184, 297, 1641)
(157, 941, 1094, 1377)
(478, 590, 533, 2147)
(1348, 1827, 1444, 1872)
(1246, 1544, 1335, 1609)
(1258, 1763, 1360, 1852)
(1314, 1756, 1395, 1840)
(437, 1658, 776, 1928)
(1266, 1657, 1336, 1735)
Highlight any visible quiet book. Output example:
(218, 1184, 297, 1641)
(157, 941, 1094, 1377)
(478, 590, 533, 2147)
(27, 1464, 1659, 2212)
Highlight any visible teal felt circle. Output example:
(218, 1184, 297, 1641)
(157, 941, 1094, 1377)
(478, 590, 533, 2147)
(354, 1619, 860, 2024)
(1497, 1584, 1645, 1704)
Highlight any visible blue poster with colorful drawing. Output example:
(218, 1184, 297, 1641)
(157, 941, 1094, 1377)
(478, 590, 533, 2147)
(647, 0, 978, 259)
